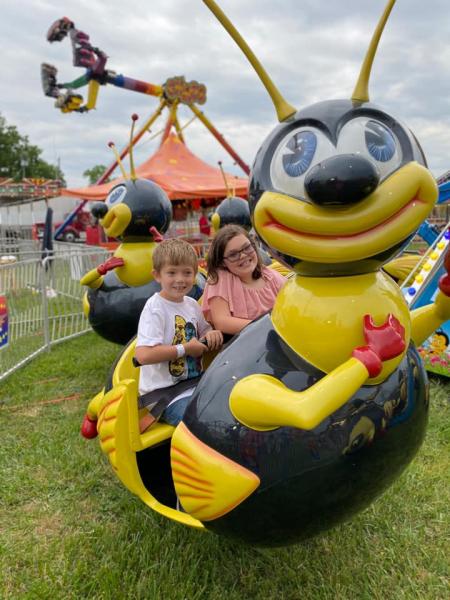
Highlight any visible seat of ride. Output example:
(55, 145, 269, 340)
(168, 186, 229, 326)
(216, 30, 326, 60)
(112, 338, 175, 451)
(112, 335, 222, 451)
(90, 321, 230, 528)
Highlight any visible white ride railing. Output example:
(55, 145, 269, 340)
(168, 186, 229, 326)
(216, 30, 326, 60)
(0, 247, 110, 382)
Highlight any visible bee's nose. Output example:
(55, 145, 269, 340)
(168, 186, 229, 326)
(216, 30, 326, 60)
(304, 154, 379, 207)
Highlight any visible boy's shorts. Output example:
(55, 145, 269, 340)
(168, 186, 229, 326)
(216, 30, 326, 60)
(139, 376, 201, 426)
(160, 388, 195, 426)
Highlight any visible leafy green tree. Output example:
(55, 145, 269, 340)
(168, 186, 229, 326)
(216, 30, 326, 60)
(0, 113, 65, 183)
(83, 165, 110, 185)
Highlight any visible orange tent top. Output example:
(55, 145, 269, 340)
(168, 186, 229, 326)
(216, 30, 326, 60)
(63, 133, 249, 201)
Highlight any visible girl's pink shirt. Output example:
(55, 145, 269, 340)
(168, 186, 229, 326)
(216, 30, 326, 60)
(201, 266, 286, 322)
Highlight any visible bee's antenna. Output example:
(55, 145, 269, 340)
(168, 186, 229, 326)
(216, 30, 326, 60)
(218, 161, 231, 197)
(202, 0, 296, 122)
(352, 0, 396, 103)
(129, 114, 138, 180)
(108, 141, 128, 180)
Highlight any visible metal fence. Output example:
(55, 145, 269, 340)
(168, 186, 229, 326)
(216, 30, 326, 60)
(0, 224, 34, 243)
(0, 235, 38, 257)
(0, 236, 95, 259)
(167, 218, 201, 238)
(0, 247, 110, 382)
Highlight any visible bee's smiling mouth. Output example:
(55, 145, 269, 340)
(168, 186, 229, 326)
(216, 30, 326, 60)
(253, 162, 438, 263)
(99, 204, 132, 237)
(264, 194, 424, 242)
(101, 213, 116, 230)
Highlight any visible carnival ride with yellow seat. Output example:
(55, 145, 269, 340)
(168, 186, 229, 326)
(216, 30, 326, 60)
(82, 337, 204, 528)
(79, 0, 450, 547)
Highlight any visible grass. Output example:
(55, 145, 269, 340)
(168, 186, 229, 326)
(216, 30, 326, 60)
(0, 333, 449, 600)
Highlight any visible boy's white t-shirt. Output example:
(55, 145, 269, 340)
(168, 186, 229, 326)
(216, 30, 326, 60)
(136, 293, 211, 396)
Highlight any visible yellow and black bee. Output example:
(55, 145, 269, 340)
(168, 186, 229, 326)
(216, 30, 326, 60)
(81, 0, 450, 546)
(170, 0, 450, 545)
(80, 127, 204, 345)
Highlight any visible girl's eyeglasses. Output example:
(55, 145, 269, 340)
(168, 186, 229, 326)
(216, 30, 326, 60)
(223, 242, 255, 263)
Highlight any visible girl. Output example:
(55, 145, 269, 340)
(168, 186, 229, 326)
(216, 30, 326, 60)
(202, 225, 286, 335)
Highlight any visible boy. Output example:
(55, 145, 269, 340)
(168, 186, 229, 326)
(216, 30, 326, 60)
(135, 239, 222, 432)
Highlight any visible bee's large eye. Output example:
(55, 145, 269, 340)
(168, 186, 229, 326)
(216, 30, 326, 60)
(106, 184, 127, 207)
(270, 127, 334, 198)
(337, 118, 402, 180)
(282, 131, 317, 177)
(365, 121, 396, 162)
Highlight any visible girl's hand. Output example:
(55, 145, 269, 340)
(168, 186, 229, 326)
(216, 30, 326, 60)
(184, 338, 207, 358)
(204, 329, 223, 350)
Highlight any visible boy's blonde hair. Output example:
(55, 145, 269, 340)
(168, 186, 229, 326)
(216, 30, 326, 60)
(152, 238, 198, 272)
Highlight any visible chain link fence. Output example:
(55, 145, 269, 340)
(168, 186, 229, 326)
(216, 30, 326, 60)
(0, 246, 110, 382)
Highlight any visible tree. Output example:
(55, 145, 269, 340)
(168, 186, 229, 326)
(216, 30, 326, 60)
(0, 113, 65, 184)
(83, 165, 110, 185)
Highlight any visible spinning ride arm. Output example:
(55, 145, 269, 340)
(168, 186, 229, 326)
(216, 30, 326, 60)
(41, 18, 250, 175)
(41, 17, 163, 114)
(189, 104, 250, 175)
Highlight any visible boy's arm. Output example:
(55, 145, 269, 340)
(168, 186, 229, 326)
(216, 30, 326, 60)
(136, 339, 207, 364)
(135, 344, 179, 365)
(136, 306, 177, 364)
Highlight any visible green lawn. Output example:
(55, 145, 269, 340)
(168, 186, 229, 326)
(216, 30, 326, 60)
(0, 333, 449, 600)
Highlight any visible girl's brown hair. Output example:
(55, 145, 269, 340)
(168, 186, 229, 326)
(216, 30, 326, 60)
(207, 224, 263, 284)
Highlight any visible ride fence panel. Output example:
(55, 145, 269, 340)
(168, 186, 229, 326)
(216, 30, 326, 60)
(0, 236, 40, 258)
(1, 240, 97, 262)
(0, 247, 110, 383)
(41, 250, 109, 345)
(0, 258, 47, 381)
(167, 218, 201, 238)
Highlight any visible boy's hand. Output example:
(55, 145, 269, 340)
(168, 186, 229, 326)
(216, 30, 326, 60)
(204, 330, 223, 351)
(184, 338, 207, 358)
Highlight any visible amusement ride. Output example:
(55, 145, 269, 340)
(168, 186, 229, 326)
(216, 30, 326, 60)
(42, 1, 450, 546)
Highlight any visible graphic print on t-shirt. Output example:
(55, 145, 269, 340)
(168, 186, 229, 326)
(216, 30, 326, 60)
(169, 315, 202, 379)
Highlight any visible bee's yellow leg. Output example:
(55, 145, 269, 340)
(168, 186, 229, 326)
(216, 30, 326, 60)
(230, 358, 370, 431)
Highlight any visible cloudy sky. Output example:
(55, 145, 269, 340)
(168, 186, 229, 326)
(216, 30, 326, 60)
(2, 0, 450, 188)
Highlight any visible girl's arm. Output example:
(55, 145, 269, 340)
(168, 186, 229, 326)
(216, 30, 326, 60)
(197, 307, 223, 350)
(208, 296, 251, 334)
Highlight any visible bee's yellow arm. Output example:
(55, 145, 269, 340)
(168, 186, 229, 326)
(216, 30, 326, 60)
(229, 357, 371, 432)
(80, 268, 104, 289)
(230, 313, 407, 432)
(80, 256, 125, 289)
(410, 291, 450, 347)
